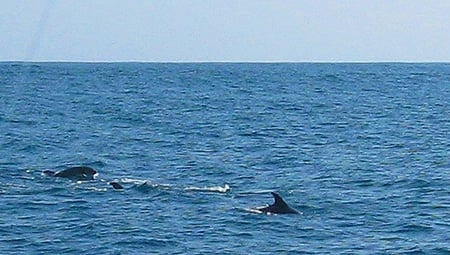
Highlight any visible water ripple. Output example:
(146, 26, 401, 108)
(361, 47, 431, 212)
(0, 63, 449, 254)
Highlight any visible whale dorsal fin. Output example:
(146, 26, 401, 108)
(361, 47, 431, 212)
(43, 170, 56, 177)
(268, 192, 300, 214)
(271, 192, 289, 208)
(109, 182, 124, 190)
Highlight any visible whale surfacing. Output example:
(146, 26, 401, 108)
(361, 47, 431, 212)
(44, 166, 97, 181)
(109, 181, 124, 190)
(255, 192, 300, 215)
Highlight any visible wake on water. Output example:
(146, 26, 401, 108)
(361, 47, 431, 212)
(40, 167, 298, 215)
(42, 168, 231, 194)
(184, 184, 231, 193)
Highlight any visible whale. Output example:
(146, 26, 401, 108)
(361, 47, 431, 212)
(254, 192, 300, 214)
(43, 166, 97, 181)
(43, 166, 125, 190)
(109, 181, 124, 189)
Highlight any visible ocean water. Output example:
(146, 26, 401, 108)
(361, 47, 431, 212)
(0, 62, 449, 254)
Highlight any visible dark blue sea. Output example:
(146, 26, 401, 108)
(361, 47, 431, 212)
(0, 62, 449, 254)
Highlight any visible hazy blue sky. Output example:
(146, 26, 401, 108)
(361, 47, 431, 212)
(1, 0, 449, 62)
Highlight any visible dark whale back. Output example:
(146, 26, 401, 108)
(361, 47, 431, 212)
(48, 166, 97, 181)
(109, 181, 124, 189)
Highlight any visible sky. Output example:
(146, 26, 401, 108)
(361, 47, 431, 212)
(1, 0, 449, 62)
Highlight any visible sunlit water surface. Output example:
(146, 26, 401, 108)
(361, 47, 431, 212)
(0, 63, 449, 254)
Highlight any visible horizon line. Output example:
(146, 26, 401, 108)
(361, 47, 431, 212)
(1, 60, 449, 64)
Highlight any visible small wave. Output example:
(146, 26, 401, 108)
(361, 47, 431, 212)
(116, 178, 150, 185)
(233, 189, 275, 197)
(107, 178, 168, 188)
(133, 181, 172, 194)
(393, 223, 434, 234)
(113, 237, 180, 248)
(83, 186, 108, 192)
(184, 184, 231, 193)
(238, 207, 263, 214)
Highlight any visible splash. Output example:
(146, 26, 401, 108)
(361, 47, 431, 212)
(184, 184, 231, 193)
